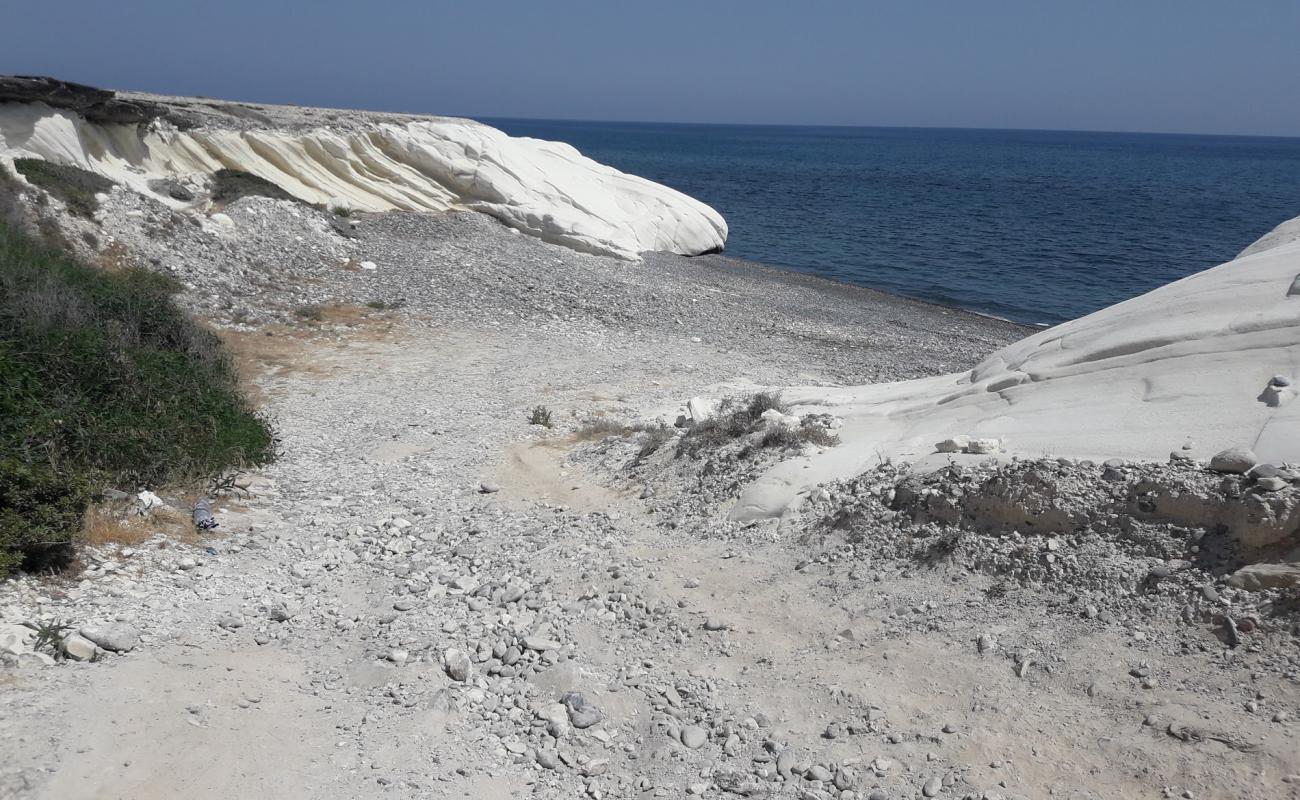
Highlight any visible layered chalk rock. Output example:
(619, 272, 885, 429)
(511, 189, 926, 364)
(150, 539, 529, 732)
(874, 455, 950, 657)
(733, 214, 1300, 520)
(0, 78, 727, 261)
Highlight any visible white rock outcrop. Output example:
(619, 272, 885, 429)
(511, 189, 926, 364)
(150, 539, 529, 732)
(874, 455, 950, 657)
(0, 101, 727, 261)
(733, 215, 1300, 520)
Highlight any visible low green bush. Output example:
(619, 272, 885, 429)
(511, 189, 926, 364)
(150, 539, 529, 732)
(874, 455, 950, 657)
(12, 158, 114, 218)
(210, 168, 293, 204)
(0, 220, 276, 576)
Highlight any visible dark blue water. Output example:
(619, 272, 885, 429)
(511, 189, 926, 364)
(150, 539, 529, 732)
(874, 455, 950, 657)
(485, 119, 1300, 326)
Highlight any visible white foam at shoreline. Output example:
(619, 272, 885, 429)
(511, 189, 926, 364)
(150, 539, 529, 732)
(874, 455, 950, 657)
(0, 102, 727, 261)
(733, 215, 1300, 520)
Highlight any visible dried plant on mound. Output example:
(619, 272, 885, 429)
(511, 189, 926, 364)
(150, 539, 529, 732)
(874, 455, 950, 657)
(11, 158, 114, 219)
(573, 417, 674, 465)
(633, 426, 675, 463)
(680, 393, 840, 459)
(574, 418, 635, 440)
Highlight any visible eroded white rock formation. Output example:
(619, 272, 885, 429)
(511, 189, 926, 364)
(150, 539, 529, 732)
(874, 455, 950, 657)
(735, 215, 1300, 520)
(0, 100, 727, 261)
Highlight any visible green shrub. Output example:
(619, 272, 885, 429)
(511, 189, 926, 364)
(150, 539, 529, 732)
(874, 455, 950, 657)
(529, 405, 554, 428)
(293, 304, 324, 322)
(0, 460, 95, 575)
(0, 220, 276, 576)
(210, 168, 293, 204)
(12, 158, 114, 218)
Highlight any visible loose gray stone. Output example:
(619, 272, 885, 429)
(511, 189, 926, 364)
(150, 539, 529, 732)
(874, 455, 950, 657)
(479, 480, 501, 494)
(522, 635, 561, 652)
(922, 776, 942, 797)
(79, 623, 140, 653)
(535, 749, 559, 770)
(680, 725, 707, 749)
(1209, 446, 1257, 474)
(444, 648, 472, 681)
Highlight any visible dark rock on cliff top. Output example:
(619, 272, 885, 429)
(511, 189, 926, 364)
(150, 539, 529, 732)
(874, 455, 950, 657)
(0, 75, 174, 126)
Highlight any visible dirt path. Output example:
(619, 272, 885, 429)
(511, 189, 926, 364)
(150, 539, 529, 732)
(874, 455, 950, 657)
(4, 319, 1294, 800)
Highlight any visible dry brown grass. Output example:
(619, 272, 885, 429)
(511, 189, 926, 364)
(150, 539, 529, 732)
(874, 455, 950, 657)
(81, 503, 196, 548)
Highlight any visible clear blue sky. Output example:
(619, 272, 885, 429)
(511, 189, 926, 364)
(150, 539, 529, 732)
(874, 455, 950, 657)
(5, 1, 1299, 136)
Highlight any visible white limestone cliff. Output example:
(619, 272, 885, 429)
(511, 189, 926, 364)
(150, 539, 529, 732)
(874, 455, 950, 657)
(734, 214, 1300, 520)
(0, 100, 727, 261)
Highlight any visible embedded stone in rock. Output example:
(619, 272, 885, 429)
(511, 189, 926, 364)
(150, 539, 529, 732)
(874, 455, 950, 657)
(966, 437, 1001, 455)
(79, 623, 140, 653)
(1257, 476, 1288, 492)
(775, 749, 797, 777)
(0, 624, 34, 655)
(935, 435, 969, 453)
(522, 635, 561, 652)
(1209, 446, 1257, 474)
(563, 693, 604, 729)
(1226, 563, 1300, 591)
(686, 397, 716, 422)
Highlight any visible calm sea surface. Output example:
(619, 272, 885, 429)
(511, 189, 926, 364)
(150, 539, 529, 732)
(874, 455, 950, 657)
(485, 119, 1300, 326)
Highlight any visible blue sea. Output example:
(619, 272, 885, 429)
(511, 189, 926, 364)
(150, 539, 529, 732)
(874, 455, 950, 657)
(486, 119, 1300, 326)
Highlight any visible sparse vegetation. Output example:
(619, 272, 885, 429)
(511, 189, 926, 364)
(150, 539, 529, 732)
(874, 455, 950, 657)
(573, 418, 636, 440)
(679, 392, 839, 457)
(0, 219, 276, 576)
(678, 391, 787, 457)
(30, 620, 71, 658)
(11, 158, 114, 218)
(210, 168, 294, 205)
(633, 425, 675, 463)
(529, 405, 555, 428)
(330, 204, 351, 217)
(293, 304, 324, 322)
(573, 417, 675, 464)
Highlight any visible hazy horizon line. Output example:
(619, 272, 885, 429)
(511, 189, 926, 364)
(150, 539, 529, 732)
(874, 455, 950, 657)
(475, 114, 1300, 142)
